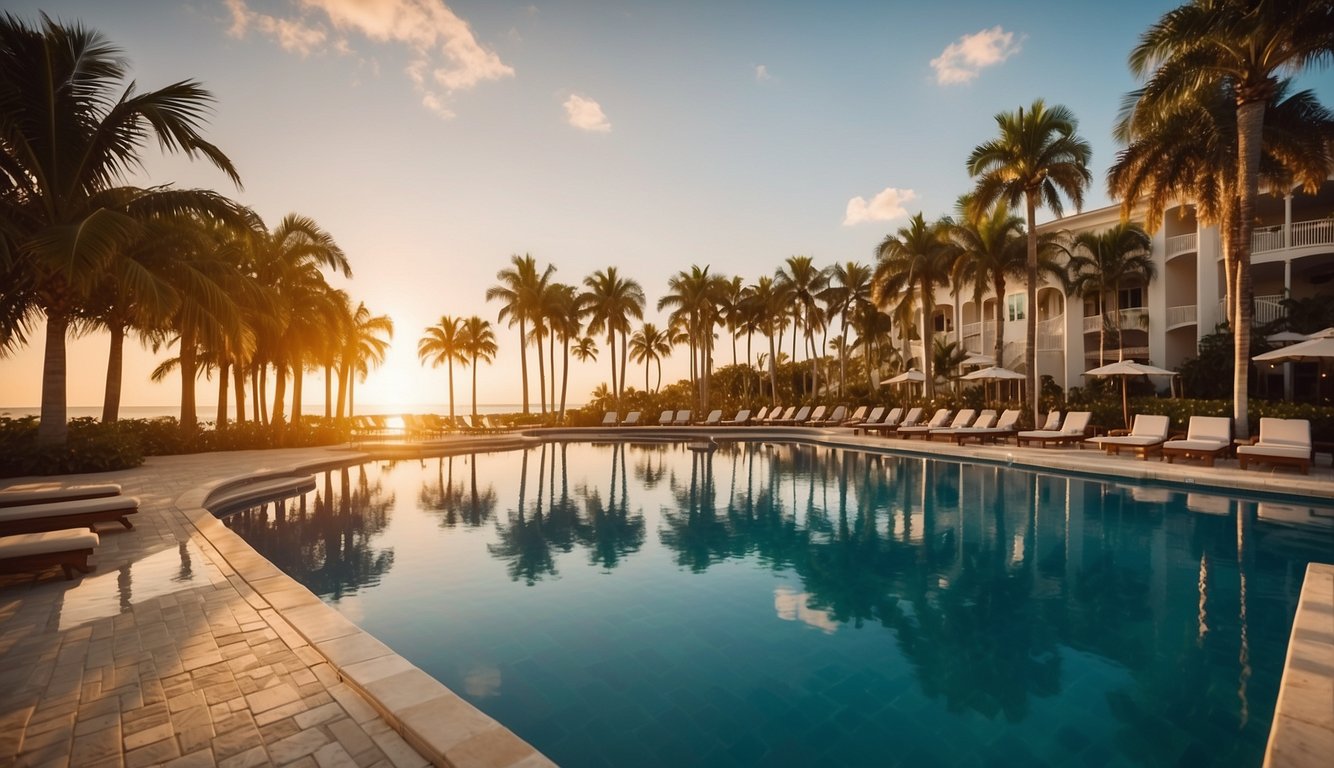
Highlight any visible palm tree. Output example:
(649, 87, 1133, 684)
(775, 256, 829, 397)
(486, 254, 553, 416)
(949, 197, 1062, 367)
(581, 267, 645, 406)
(0, 14, 241, 446)
(1064, 224, 1156, 365)
(1111, 80, 1333, 433)
(418, 316, 466, 421)
(547, 284, 584, 422)
(629, 322, 674, 393)
(744, 276, 792, 403)
(459, 316, 498, 422)
(968, 99, 1092, 423)
(820, 262, 873, 397)
(719, 275, 746, 368)
(659, 266, 728, 409)
(872, 213, 957, 399)
(337, 303, 393, 419)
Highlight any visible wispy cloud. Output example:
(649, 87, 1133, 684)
(930, 26, 1021, 85)
(224, 0, 514, 118)
(843, 187, 917, 226)
(755, 64, 770, 81)
(564, 94, 611, 133)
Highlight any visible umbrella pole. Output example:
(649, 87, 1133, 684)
(1122, 375, 1129, 430)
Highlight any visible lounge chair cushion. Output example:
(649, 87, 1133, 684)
(1163, 438, 1229, 452)
(1236, 444, 1311, 461)
(0, 528, 99, 558)
(0, 495, 139, 534)
(0, 484, 122, 508)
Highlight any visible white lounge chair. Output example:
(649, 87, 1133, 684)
(953, 409, 1022, 445)
(1161, 417, 1231, 466)
(842, 406, 868, 425)
(933, 410, 995, 441)
(672, 410, 693, 426)
(767, 406, 796, 424)
(1237, 418, 1312, 474)
(0, 528, 99, 580)
(805, 405, 827, 425)
(1016, 411, 1093, 448)
(657, 410, 674, 426)
(846, 406, 884, 432)
(722, 409, 751, 426)
(599, 412, 619, 427)
(782, 406, 813, 426)
(897, 409, 954, 439)
(750, 406, 771, 424)
(1088, 414, 1171, 459)
(868, 407, 918, 435)
(699, 409, 723, 426)
(621, 411, 643, 426)
(0, 495, 140, 535)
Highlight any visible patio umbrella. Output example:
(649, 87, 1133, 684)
(1254, 330, 1334, 402)
(1084, 360, 1176, 430)
(961, 353, 995, 368)
(886, 369, 926, 384)
(962, 365, 1025, 405)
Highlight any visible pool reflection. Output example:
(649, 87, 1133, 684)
(221, 441, 1331, 767)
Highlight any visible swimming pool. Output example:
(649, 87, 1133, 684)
(222, 441, 1334, 767)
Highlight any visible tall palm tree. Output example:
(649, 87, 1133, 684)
(629, 322, 674, 393)
(820, 262, 873, 397)
(418, 316, 466, 421)
(968, 99, 1092, 423)
(1063, 224, 1157, 365)
(337, 303, 392, 419)
(0, 14, 241, 446)
(1111, 78, 1333, 433)
(659, 266, 728, 409)
(1128, 0, 1334, 436)
(744, 276, 791, 403)
(949, 196, 1063, 367)
(872, 213, 957, 398)
(486, 254, 553, 416)
(459, 316, 498, 422)
(547, 284, 584, 422)
(775, 256, 829, 397)
(581, 267, 645, 406)
(719, 275, 747, 368)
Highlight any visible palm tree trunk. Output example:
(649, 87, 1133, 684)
(324, 365, 333, 419)
(217, 359, 230, 431)
(767, 331, 779, 404)
(549, 331, 557, 416)
(608, 331, 619, 405)
(349, 374, 356, 418)
(102, 324, 125, 423)
(1113, 282, 1123, 363)
(535, 328, 547, 416)
(993, 277, 1006, 366)
(36, 312, 70, 447)
(233, 362, 246, 425)
(516, 318, 530, 416)
(920, 282, 935, 399)
(272, 362, 288, 425)
(292, 364, 304, 426)
(559, 336, 570, 422)
(258, 366, 268, 425)
(1099, 291, 1108, 365)
(1232, 99, 1265, 440)
(335, 364, 349, 420)
(447, 360, 456, 421)
(1024, 193, 1039, 425)
(180, 323, 199, 435)
(619, 333, 629, 402)
(471, 353, 480, 421)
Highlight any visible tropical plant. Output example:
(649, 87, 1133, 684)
(337, 303, 393, 419)
(775, 256, 829, 397)
(820, 261, 873, 397)
(1126, 0, 1334, 436)
(659, 265, 729, 409)
(486, 254, 553, 416)
(581, 267, 645, 406)
(968, 99, 1093, 424)
(742, 276, 792, 402)
(1063, 223, 1156, 365)
(0, 14, 242, 446)
(872, 213, 957, 398)
(629, 322, 674, 393)
(458, 316, 498, 422)
(418, 316, 466, 421)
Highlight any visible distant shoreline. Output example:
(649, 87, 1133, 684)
(0, 404, 583, 420)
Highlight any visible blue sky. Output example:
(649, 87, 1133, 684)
(3, 0, 1328, 411)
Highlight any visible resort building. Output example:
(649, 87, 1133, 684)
(908, 180, 1334, 395)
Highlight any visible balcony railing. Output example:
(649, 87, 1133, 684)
(1166, 304, 1197, 329)
(1166, 233, 1198, 259)
(1036, 317, 1064, 351)
(1252, 218, 1334, 254)
(1083, 307, 1150, 334)
(1086, 346, 1150, 360)
(1255, 294, 1285, 325)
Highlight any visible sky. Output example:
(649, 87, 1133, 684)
(3, 0, 1329, 413)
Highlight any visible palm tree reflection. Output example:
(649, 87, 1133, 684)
(418, 454, 497, 528)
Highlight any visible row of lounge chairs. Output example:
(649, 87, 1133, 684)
(352, 414, 510, 439)
(1088, 414, 1315, 474)
(0, 483, 141, 580)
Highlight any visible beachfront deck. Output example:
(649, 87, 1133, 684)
(0, 433, 1330, 767)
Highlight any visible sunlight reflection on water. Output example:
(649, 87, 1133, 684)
(59, 540, 217, 630)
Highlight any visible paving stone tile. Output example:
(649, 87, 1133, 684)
(124, 734, 181, 768)
(268, 728, 330, 764)
(122, 721, 175, 752)
(217, 744, 269, 768)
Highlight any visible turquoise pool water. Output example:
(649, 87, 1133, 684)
(222, 442, 1334, 767)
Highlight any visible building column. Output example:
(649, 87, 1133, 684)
(1284, 256, 1294, 399)
(1148, 226, 1168, 366)
(1284, 193, 1293, 247)
(1197, 222, 1222, 341)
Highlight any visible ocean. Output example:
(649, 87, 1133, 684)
(0, 403, 577, 421)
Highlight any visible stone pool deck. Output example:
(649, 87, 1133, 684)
(0, 430, 1331, 767)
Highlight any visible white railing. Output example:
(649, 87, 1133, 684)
(1166, 304, 1197, 328)
(1087, 346, 1149, 360)
(1036, 316, 1064, 351)
(1083, 308, 1149, 334)
(1290, 218, 1334, 249)
(1255, 294, 1285, 325)
(962, 321, 982, 340)
(1166, 233, 1198, 259)
(1252, 225, 1284, 254)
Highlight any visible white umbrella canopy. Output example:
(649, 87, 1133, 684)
(887, 369, 926, 384)
(961, 353, 995, 368)
(1267, 330, 1309, 345)
(1084, 360, 1176, 429)
(1254, 328, 1334, 363)
(962, 365, 1025, 381)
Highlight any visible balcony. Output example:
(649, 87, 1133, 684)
(1036, 316, 1064, 351)
(1166, 233, 1198, 260)
(1165, 304, 1197, 330)
(1252, 217, 1334, 255)
(1083, 308, 1150, 334)
(1086, 346, 1150, 361)
(1214, 294, 1287, 324)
